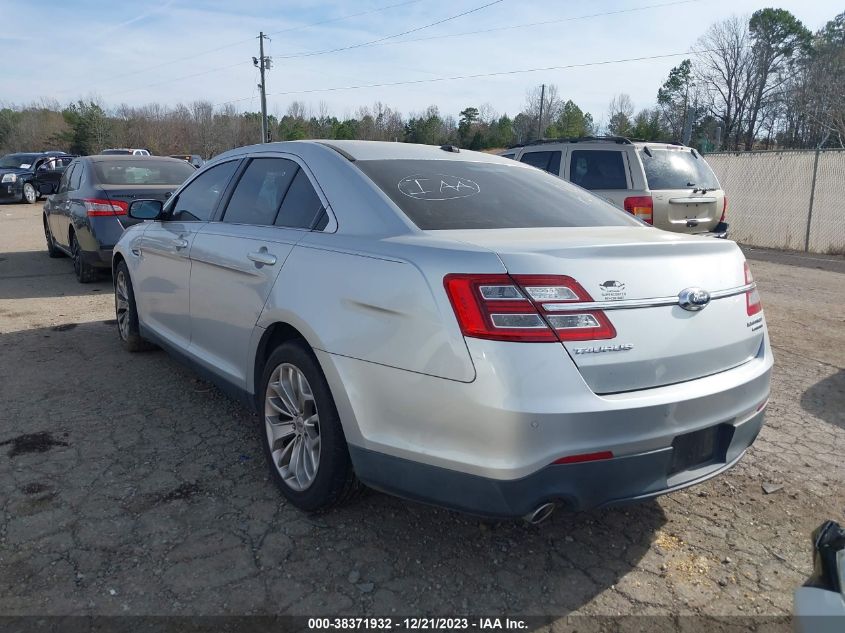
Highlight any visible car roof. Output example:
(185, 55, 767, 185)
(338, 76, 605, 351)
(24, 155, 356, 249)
(216, 140, 517, 165)
(512, 137, 693, 151)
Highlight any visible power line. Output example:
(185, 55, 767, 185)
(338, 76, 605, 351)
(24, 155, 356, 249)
(215, 50, 709, 106)
(349, 0, 702, 51)
(273, 0, 505, 60)
(55, 0, 426, 95)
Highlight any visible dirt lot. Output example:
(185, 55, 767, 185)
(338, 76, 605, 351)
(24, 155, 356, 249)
(1, 203, 843, 623)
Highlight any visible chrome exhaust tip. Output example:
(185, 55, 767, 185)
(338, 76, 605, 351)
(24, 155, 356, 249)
(524, 502, 556, 525)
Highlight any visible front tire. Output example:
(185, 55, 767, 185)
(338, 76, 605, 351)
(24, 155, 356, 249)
(259, 341, 360, 512)
(114, 261, 154, 352)
(70, 232, 99, 283)
(21, 182, 37, 204)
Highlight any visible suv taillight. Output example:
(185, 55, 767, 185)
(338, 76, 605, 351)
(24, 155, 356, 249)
(744, 262, 762, 316)
(623, 196, 653, 224)
(443, 274, 616, 342)
(84, 198, 128, 217)
(720, 195, 728, 223)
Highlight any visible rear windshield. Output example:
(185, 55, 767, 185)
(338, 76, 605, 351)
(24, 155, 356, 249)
(93, 159, 195, 185)
(640, 149, 720, 190)
(355, 159, 639, 230)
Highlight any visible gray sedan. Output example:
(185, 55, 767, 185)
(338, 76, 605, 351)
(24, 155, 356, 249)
(112, 141, 773, 520)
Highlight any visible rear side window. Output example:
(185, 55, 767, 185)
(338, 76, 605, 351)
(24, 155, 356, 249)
(68, 163, 84, 191)
(519, 150, 561, 175)
(570, 150, 627, 190)
(171, 160, 239, 222)
(640, 149, 720, 190)
(355, 159, 639, 230)
(275, 169, 324, 229)
(223, 158, 298, 226)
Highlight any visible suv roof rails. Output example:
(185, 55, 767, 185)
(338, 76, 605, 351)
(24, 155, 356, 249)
(508, 135, 634, 150)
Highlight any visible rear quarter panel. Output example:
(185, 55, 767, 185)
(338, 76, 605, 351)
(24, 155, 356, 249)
(257, 232, 486, 385)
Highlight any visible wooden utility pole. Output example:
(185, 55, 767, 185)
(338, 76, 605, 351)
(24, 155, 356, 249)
(254, 32, 272, 143)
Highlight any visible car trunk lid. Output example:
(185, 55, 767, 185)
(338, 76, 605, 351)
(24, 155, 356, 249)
(437, 226, 764, 393)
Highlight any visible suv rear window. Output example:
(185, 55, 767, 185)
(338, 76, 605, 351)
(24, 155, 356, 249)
(569, 150, 627, 190)
(640, 148, 720, 190)
(355, 159, 639, 230)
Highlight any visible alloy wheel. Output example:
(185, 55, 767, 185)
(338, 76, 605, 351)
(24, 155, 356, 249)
(23, 183, 36, 203)
(264, 363, 321, 491)
(115, 270, 131, 341)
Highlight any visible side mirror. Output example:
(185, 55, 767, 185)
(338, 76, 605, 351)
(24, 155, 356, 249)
(128, 199, 164, 220)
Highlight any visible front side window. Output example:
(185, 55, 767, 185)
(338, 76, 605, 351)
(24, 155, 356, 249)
(355, 159, 638, 230)
(519, 150, 562, 175)
(570, 150, 627, 190)
(640, 149, 720, 190)
(170, 160, 239, 222)
(223, 158, 298, 226)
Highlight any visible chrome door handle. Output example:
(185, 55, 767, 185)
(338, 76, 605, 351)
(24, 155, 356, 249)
(247, 251, 277, 266)
(172, 238, 189, 249)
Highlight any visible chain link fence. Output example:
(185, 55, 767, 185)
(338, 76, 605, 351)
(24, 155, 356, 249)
(704, 149, 845, 255)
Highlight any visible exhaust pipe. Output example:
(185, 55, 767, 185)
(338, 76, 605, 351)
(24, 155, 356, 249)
(523, 502, 556, 525)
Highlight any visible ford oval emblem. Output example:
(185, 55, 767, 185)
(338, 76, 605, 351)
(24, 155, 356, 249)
(678, 287, 711, 311)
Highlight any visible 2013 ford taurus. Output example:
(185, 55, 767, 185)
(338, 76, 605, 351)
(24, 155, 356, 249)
(112, 140, 772, 521)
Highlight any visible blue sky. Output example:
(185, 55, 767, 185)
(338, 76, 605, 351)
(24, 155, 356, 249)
(1, 0, 841, 123)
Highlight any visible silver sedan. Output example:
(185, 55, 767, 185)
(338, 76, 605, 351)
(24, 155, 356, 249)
(112, 140, 773, 520)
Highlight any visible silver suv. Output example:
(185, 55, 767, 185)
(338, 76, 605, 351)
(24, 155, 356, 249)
(502, 137, 728, 237)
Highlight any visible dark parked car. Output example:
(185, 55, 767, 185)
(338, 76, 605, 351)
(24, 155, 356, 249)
(43, 155, 195, 282)
(170, 154, 204, 168)
(0, 152, 75, 204)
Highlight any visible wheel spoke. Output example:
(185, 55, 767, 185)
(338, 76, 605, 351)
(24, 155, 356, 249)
(265, 416, 295, 447)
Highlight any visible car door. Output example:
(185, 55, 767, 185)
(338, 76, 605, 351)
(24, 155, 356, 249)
(187, 155, 327, 389)
(34, 156, 70, 196)
(53, 161, 84, 249)
(564, 147, 632, 208)
(134, 159, 240, 350)
(46, 162, 73, 245)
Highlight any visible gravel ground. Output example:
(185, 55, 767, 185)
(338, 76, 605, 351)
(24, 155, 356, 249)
(0, 203, 843, 623)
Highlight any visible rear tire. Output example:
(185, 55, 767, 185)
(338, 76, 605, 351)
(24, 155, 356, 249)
(114, 261, 154, 352)
(21, 182, 37, 204)
(70, 232, 99, 283)
(259, 341, 361, 512)
(44, 217, 64, 258)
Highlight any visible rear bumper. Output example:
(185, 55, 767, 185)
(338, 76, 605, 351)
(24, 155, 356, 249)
(351, 410, 763, 517)
(79, 247, 113, 269)
(701, 221, 729, 239)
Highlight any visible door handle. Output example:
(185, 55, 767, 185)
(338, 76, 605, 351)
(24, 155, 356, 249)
(247, 250, 277, 266)
(172, 238, 189, 249)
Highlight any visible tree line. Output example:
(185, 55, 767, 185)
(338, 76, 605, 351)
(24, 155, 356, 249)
(0, 8, 841, 157)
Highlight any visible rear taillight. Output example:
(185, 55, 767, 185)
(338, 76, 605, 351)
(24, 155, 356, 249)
(84, 198, 128, 217)
(720, 195, 728, 223)
(443, 274, 616, 343)
(744, 262, 762, 316)
(623, 196, 653, 224)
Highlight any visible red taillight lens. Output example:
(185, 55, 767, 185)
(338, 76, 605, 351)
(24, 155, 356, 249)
(443, 274, 616, 343)
(623, 195, 653, 224)
(84, 198, 128, 217)
(720, 195, 728, 223)
(744, 261, 762, 316)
